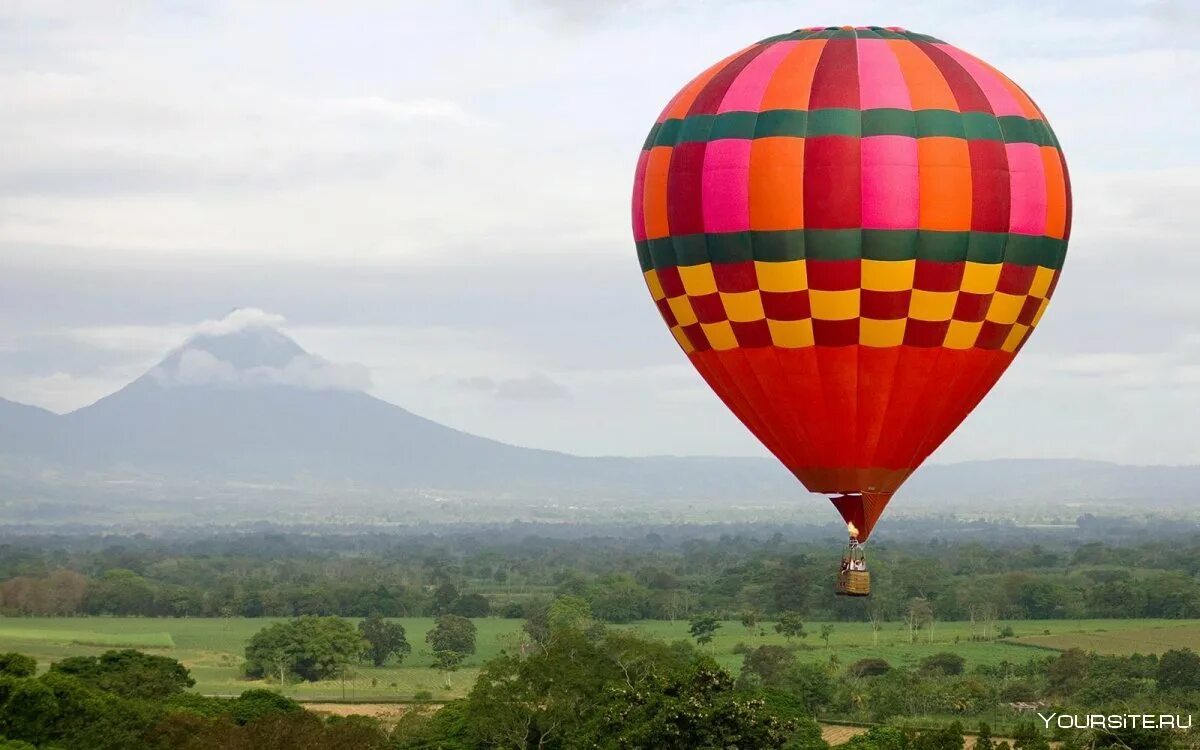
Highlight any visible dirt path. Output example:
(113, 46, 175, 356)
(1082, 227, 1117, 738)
(305, 702, 438, 725)
(818, 725, 1038, 747)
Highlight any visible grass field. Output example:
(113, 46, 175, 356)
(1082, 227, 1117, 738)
(1011, 623, 1200, 655)
(0, 617, 1196, 701)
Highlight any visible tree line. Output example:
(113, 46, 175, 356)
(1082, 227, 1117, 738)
(4, 602, 1199, 749)
(1, 530, 1199, 622)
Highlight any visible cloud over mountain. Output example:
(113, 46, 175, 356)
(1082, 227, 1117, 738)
(145, 309, 372, 392)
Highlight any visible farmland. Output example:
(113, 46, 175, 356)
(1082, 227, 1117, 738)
(1, 616, 1196, 701)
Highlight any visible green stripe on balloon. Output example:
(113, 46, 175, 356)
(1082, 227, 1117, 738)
(645, 109, 1059, 148)
(640, 230, 1066, 271)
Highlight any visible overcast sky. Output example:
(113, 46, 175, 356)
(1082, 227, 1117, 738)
(1, 0, 1198, 463)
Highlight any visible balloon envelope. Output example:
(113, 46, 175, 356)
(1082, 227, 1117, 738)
(631, 26, 1070, 541)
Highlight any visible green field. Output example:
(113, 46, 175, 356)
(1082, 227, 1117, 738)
(0, 617, 1196, 701)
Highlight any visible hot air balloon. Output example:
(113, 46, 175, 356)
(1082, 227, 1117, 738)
(631, 26, 1070, 595)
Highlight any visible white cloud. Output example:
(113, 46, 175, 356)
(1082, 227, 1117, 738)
(193, 308, 286, 337)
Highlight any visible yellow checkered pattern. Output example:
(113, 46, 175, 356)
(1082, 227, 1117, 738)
(643, 260, 1057, 354)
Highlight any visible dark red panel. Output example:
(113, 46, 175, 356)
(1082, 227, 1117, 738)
(997, 263, 1036, 295)
(689, 292, 727, 323)
(976, 321, 1011, 349)
(913, 41, 992, 113)
(712, 261, 759, 292)
(952, 292, 990, 322)
(656, 266, 685, 297)
(913, 260, 964, 292)
(903, 319, 949, 347)
(732, 319, 772, 347)
(666, 141, 707, 236)
(1017, 296, 1041, 326)
(807, 259, 861, 290)
(681, 322, 710, 352)
(808, 37, 860, 110)
(803, 136, 862, 229)
(761, 290, 811, 320)
(813, 318, 859, 347)
(968, 140, 1010, 233)
(861, 289, 911, 319)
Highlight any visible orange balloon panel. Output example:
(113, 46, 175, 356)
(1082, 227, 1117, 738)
(631, 26, 1070, 541)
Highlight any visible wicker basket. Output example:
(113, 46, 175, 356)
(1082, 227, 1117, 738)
(835, 569, 871, 597)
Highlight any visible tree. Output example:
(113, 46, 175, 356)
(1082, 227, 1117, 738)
(688, 615, 720, 652)
(819, 623, 834, 648)
(920, 652, 966, 676)
(595, 665, 797, 749)
(229, 688, 304, 725)
(740, 609, 760, 637)
(460, 624, 800, 749)
(775, 612, 807, 643)
(426, 614, 477, 688)
(357, 614, 411, 667)
(524, 595, 593, 646)
(968, 602, 999, 641)
(1155, 647, 1200, 691)
(450, 593, 490, 618)
(1046, 648, 1090, 695)
(588, 576, 651, 623)
(243, 616, 365, 683)
(772, 555, 812, 614)
(50, 649, 194, 700)
(431, 583, 460, 615)
(740, 645, 795, 687)
(1012, 722, 1050, 750)
(844, 726, 909, 750)
(974, 723, 995, 750)
(464, 628, 606, 747)
(906, 598, 933, 644)
(912, 722, 965, 750)
(0, 653, 36, 678)
(84, 569, 157, 616)
(783, 662, 833, 714)
(0, 670, 155, 749)
(848, 658, 891, 677)
(867, 603, 885, 646)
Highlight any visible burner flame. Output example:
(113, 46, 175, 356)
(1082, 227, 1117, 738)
(847, 521, 860, 539)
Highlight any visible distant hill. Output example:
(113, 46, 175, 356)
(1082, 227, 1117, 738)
(0, 319, 793, 497)
(0, 397, 60, 457)
(0, 315, 1196, 513)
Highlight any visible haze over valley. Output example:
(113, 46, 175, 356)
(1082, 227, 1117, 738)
(1, 313, 1195, 528)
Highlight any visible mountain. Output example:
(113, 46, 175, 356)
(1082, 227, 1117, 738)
(1, 314, 1197, 519)
(0, 398, 59, 456)
(0, 318, 791, 496)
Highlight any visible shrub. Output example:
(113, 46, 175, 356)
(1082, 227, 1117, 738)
(230, 689, 302, 725)
(50, 650, 194, 700)
(848, 658, 891, 677)
(920, 652, 966, 676)
(999, 680, 1039, 703)
(0, 654, 35, 678)
(500, 602, 525, 618)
